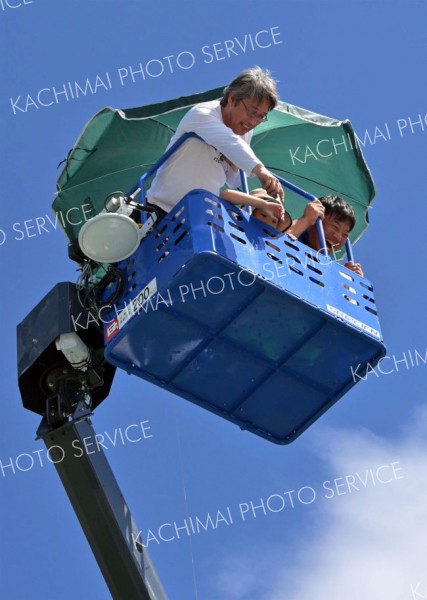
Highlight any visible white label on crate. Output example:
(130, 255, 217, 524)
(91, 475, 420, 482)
(124, 277, 158, 325)
(106, 278, 158, 342)
(326, 304, 381, 339)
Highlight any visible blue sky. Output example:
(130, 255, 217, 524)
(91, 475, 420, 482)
(1, 1, 427, 599)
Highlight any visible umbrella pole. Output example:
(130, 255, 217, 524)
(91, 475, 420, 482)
(345, 239, 355, 263)
(239, 170, 252, 214)
(125, 133, 203, 204)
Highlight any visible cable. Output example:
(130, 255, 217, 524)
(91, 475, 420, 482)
(75, 262, 125, 331)
(173, 399, 200, 600)
(93, 265, 126, 309)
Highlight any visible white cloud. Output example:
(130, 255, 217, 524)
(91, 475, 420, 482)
(266, 411, 427, 600)
(213, 407, 427, 600)
(214, 556, 266, 599)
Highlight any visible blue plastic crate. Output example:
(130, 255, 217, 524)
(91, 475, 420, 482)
(103, 190, 386, 444)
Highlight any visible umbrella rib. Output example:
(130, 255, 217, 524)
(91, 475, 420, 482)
(146, 117, 177, 135)
(57, 117, 177, 194)
(55, 164, 155, 194)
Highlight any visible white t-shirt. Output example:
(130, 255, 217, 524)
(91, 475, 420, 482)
(146, 100, 260, 213)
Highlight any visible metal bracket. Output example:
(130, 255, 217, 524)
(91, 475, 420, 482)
(138, 213, 158, 239)
(36, 386, 93, 439)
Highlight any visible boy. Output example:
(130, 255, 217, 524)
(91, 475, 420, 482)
(220, 188, 292, 232)
(221, 189, 363, 275)
(288, 195, 364, 276)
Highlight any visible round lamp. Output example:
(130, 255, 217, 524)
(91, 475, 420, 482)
(78, 213, 140, 263)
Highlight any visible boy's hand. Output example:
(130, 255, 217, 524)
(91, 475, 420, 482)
(344, 261, 364, 277)
(262, 200, 284, 222)
(302, 199, 325, 225)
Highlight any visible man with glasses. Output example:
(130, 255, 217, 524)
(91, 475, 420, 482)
(146, 66, 284, 219)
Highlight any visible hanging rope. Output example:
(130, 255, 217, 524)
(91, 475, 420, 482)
(173, 398, 200, 600)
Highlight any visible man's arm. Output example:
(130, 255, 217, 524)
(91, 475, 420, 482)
(251, 163, 284, 200)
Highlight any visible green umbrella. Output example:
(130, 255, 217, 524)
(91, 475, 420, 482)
(53, 87, 375, 246)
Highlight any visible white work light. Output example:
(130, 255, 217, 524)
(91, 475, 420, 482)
(78, 192, 142, 263)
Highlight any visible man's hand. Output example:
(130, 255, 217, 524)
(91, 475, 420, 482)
(252, 163, 284, 200)
(344, 261, 364, 277)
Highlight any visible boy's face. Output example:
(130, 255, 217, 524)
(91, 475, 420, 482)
(308, 214, 351, 254)
(252, 208, 289, 232)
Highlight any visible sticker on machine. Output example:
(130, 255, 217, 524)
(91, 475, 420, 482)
(106, 278, 158, 341)
(326, 304, 381, 339)
(106, 318, 119, 342)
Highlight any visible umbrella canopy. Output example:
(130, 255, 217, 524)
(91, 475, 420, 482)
(53, 87, 375, 246)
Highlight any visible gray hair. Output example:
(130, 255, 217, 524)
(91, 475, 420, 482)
(220, 66, 279, 110)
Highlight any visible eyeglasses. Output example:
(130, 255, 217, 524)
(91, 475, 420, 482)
(240, 99, 268, 123)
